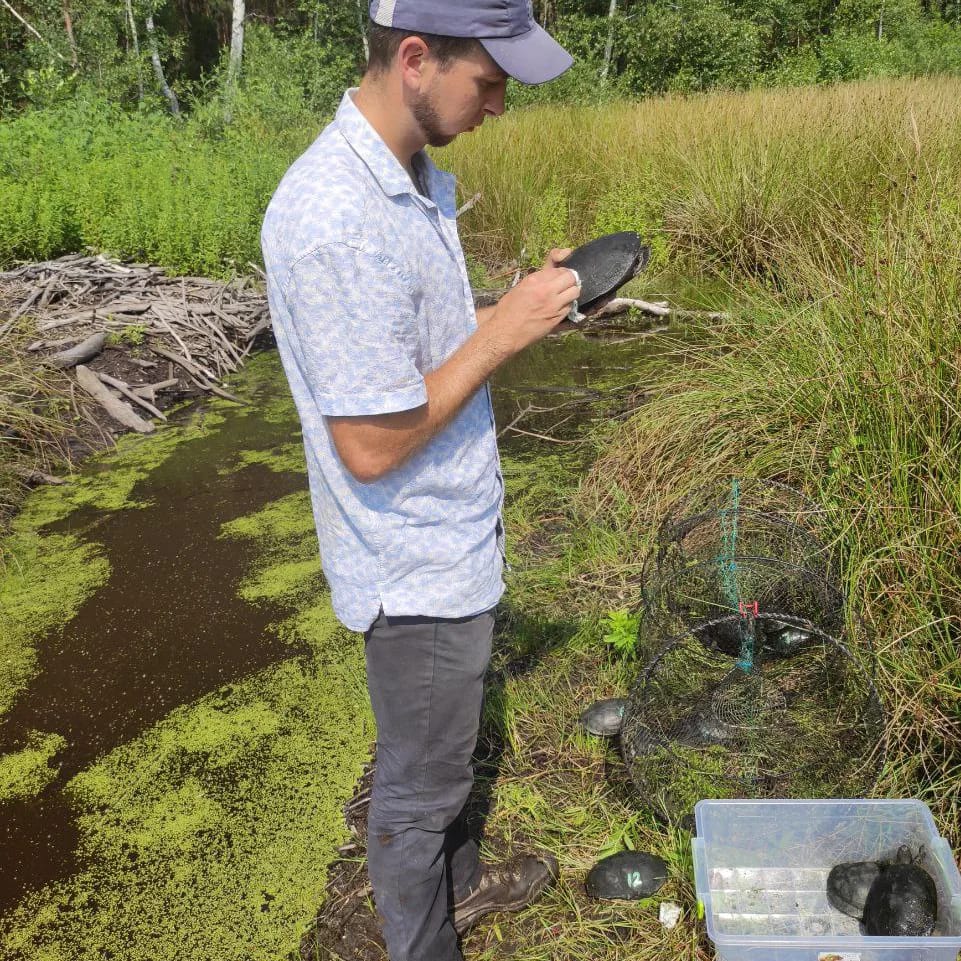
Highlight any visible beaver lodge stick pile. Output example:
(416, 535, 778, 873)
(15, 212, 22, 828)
(0, 252, 270, 437)
(0, 253, 274, 519)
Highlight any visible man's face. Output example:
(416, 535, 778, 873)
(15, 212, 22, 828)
(411, 46, 508, 148)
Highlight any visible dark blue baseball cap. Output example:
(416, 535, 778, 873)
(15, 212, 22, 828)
(369, 0, 574, 85)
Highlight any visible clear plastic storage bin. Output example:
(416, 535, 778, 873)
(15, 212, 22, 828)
(692, 799, 961, 961)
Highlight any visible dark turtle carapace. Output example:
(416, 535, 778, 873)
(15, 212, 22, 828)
(579, 697, 626, 737)
(585, 850, 669, 901)
(862, 847, 938, 937)
(827, 846, 939, 936)
(559, 232, 649, 313)
(826, 860, 882, 919)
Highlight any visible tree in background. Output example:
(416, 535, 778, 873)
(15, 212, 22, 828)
(0, 0, 959, 115)
(222, 0, 242, 121)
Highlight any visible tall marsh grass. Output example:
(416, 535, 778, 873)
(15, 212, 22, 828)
(447, 76, 961, 837)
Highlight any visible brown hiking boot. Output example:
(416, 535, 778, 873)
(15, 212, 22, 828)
(451, 853, 560, 935)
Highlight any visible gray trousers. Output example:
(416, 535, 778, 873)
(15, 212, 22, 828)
(363, 607, 495, 961)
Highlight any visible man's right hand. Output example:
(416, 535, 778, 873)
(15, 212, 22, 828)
(486, 260, 580, 357)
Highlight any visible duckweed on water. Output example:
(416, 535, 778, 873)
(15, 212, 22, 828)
(11, 410, 227, 531)
(0, 531, 110, 720)
(0, 647, 371, 961)
(1, 350, 374, 959)
(220, 490, 322, 608)
(3, 444, 367, 957)
(0, 731, 67, 803)
(222, 442, 307, 475)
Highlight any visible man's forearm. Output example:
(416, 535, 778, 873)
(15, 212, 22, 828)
(328, 261, 578, 483)
(327, 323, 512, 482)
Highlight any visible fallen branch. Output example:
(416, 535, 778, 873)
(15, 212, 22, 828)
(502, 425, 582, 445)
(95, 370, 167, 421)
(455, 191, 482, 218)
(586, 297, 730, 322)
(47, 331, 107, 369)
(11, 464, 67, 485)
(151, 343, 207, 380)
(75, 365, 155, 433)
(132, 377, 179, 402)
(190, 374, 245, 405)
(496, 403, 534, 440)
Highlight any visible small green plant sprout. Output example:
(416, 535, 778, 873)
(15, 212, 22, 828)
(602, 608, 641, 658)
(106, 324, 148, 348)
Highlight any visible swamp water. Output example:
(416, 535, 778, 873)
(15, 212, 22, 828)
(0, 327, 664, 960)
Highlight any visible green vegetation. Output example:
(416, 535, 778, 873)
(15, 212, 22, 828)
(0, 529, 109, 719)
(2, 1, 959, 118)
(456, 77, 961, 840)
(601, 609, 641, 659)
(0, 327, 77, 527)
(0, 731, 66, 803)
(0, 355, 373, 960)
(2, 26, 960, 954)
(0, 650, 370, 961)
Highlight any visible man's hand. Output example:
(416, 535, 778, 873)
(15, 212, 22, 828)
(543, 247, 573, 269)
(483, 249, 580, 356)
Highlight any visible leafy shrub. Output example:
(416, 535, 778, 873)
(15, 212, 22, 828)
(616, 1, 762, 95)
(601, 609, 641, 659)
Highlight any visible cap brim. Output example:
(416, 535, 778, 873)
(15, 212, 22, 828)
(479, 24, 573, 85)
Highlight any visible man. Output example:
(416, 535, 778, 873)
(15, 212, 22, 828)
(260, 3, 579, 959)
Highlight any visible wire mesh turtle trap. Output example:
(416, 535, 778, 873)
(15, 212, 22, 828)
(620, 615, 885, 823)
(621, 478, 883, 821)
(656, 477, 835, 548)
(639, 553, 851, 660)
(636, 479, 871, 660)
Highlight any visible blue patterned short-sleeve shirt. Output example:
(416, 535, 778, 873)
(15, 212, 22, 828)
(261, 89, 506, 632)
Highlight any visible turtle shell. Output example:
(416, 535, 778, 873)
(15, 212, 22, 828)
(559, 232, 649, 312)
(862, 862, 938, 936)
(579, 697, 626, 737)
(826, 860, 881, 919)
(585, 850, 669, 901)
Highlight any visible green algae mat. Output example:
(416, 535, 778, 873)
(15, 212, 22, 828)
(0, 353, 373, 960)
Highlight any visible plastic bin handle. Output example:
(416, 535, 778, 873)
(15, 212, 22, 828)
(691, 837, 712, 930)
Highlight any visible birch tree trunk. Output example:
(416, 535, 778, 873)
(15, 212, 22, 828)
(145, 10, 180, 116)
(61, 0, 78, 67)
(355, 0, 369, 63)
(223, 0, 245, 123)
(0, 0, 68, 61)
(124, 0, 144, 103)
(601, 0, 618, 80)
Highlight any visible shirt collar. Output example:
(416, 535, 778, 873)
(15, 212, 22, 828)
(334, 88, 456, 217)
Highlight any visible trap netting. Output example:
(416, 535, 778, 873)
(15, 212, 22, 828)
(620, 614, 885, 823)
(656, 477, 835, 550)
(636, 478, 871, 662)
(639, 553, 851, 660)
